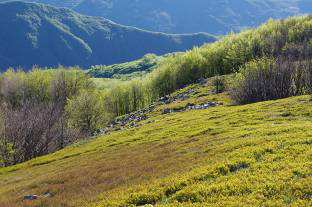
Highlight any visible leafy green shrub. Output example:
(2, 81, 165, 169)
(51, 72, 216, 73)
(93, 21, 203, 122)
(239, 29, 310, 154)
(66, 90, 110, 135)
(212, 76, 226, 93)
(174, 190, 204, 203)
(127, 192, 162, 206)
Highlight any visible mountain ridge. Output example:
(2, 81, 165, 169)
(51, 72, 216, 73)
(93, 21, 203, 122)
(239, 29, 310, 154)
(3, 0, 312, 34)
(0, 1, 216, 70)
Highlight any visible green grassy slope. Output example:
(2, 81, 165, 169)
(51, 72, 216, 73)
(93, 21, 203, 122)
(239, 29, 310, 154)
(0, 80, 311, 207)
(0, 1, 216, 71)
(87, 54, 164, 79)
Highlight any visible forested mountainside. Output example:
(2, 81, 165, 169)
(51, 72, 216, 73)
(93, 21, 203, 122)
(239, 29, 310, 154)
(3, 0, 312, 34)
(0, 1, 215, 70)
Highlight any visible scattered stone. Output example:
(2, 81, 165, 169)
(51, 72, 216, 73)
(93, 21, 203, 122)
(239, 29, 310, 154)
(158, 89, 198, 105)
(197, 77, 207, 85)
(162, 108, 172, 114)
(159, 95, 171, 104)
(187, 101, 218, 110)
(163, 101, 220, 115)
(100, 104, 156, 134)
(186, 103, 195, 107)
(43, 192, 53, 198)
(97, 83, 220, 134)
(129, 122, 137, 127)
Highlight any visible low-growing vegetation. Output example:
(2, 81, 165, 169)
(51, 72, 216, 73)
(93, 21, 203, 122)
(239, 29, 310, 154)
(0, 94, 311, 206)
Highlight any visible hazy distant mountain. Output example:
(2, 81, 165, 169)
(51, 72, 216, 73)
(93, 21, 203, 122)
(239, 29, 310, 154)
(0, 1, 216, 70)
(4, 0, 312, 34)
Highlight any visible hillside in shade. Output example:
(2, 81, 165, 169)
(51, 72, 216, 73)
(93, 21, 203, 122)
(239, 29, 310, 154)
(0, 1, 216, 70)
(4, 0, 312, 34)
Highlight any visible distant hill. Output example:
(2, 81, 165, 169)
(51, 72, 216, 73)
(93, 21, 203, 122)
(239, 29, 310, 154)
(4, 0, 312, 34)
(87, 53, 182, 79)
(0, 1, 216, 70)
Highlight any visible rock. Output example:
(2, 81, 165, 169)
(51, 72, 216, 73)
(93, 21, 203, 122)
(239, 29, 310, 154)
(23, 195, 38, 200)
(197, 78, 207, 85)
(43, 192, 53, 198)
(159, 95, 171, 104)
(129, 122, 137, 127)
(186, 103, 195, 109)
(162, 108, 172, 114)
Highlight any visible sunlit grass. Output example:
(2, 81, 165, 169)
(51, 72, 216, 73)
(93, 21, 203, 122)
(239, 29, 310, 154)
(0, 93, 311, 206)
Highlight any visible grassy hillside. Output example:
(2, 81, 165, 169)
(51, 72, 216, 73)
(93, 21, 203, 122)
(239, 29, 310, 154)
(4, 0, 312, 34)
(0, 1, 216, 70)
(0, 79, 311, 206)
(1, 13, 312, 207)
(88, 54, 163, 79)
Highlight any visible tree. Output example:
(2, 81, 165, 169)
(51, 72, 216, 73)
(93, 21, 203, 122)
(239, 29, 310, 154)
(66, 91, 109, 135)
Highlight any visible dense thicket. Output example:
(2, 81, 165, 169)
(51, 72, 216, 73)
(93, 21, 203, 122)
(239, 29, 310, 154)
(0, 69, 94, 166)
(231, 58, 312, 104)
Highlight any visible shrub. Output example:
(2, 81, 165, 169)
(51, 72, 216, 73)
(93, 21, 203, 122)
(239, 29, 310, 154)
(212, 76, 226, 93)
(0, 68, 93, 165)
(66, 90, 110, 135)
(231, 57, 312, 104)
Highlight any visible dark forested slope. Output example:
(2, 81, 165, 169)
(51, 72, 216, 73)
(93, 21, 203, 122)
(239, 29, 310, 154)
(4, 0, 312, 34)
(0, 1, 215, 70)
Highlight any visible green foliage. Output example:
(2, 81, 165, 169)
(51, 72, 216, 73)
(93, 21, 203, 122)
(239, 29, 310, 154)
(0, 141, 14, 167)
(104, 80, 149, 116)
(66, 90, 110, 135)
(0, 67, 94, 165)
(101, 16, 312, 116)
(0, 67, 93, 107)
(212, 76, 226, 94)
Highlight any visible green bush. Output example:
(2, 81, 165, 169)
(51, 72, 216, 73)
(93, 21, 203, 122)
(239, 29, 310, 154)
(66, 90, 111, 135)
(212, 76, 226, 93)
